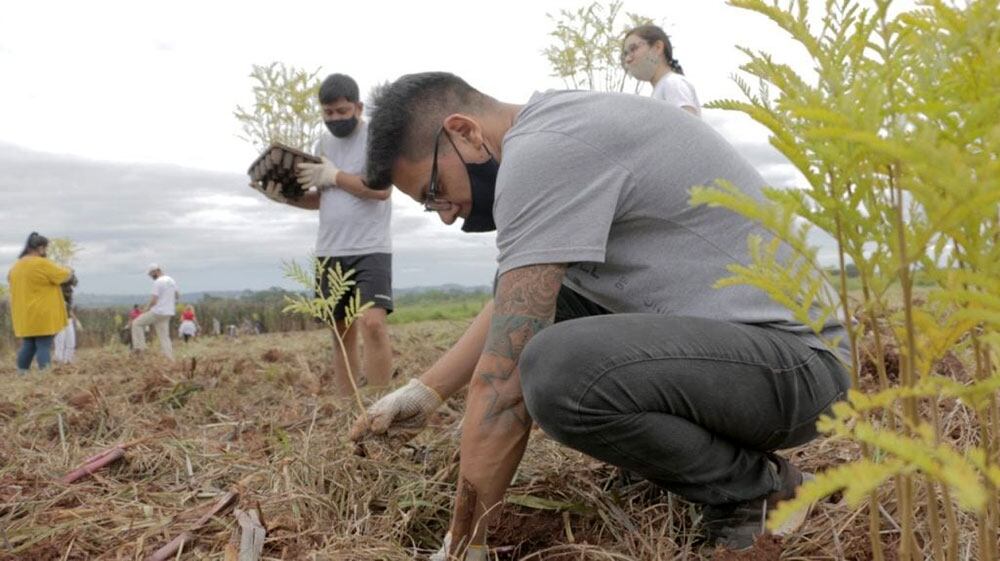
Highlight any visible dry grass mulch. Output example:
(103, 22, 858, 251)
(0, 321, 984, 560)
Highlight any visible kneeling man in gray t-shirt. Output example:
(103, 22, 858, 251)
(350, 72, 851, 556)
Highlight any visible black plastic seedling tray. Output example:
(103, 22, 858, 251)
(247, 143, 322, 200)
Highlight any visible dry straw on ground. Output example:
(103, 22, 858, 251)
(0, 321, 987, 560)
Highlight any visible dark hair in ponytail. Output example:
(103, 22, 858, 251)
(19, 231, 49, 258)
(624, 24, 685, 75)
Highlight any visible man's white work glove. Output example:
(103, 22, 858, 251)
(349, 378, 443, 444)
(429, 533, 487, 561)
(250, 180, 287, 204)
(296, 156, 340, 189)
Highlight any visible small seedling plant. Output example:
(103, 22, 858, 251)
(282, 258, 373, 413)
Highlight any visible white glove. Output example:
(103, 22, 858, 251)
(296, 156, 340, 188)
(250, 180, 287, 204)
(349, 378, 443, 444)
(429, 533, 487, 561)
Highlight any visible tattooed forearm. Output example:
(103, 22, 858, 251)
(479, 365, 532, 425)
(449, 264, 567, 550)
(483, 315, 550, 360)
(493, 264, 565, 317)
(476, 264, 566, 426)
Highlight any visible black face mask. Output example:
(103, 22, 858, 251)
(461, 150, 500, 233)
(325, 116, 358, 138)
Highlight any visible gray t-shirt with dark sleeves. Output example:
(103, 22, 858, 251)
(494, 90, 847, 357)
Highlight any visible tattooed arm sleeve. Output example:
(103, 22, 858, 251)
(447, 263, 566, 554)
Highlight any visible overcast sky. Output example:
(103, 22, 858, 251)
(1, 0, 894, 294)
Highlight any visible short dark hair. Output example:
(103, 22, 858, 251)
(624, 24, 685, 75)
(318, 73, 360, 104)
(365, 72, 493, 189)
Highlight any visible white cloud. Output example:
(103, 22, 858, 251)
(0, 143, 499, 293)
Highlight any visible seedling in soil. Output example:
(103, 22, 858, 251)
(282, 257, 373, 415)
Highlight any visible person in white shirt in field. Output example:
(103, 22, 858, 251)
(132, 263, 178, 360)
(622, 24, 702, 116)
(251, 73, 395, 399)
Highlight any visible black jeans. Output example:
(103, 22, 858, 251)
(520, 289, 850, 505)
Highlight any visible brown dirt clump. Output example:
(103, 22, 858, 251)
(0, 471, 44, 508)
(131, 371, 172, 403)
(858, 338, 901, 383)
(933, 350, 967, 380)
(156, 415, 178, 431)
(262, 348, 283, 362)
(711, 534, 783, 561)
(0, 541, 64, 561)
(232, 357, 252, 375)
(65, 389, 96, 410)
(488, 505, 568, 557)
(0, 400, 17, 419)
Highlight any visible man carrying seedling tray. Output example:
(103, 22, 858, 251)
(349, 72, 852, 557)
(251, 73, 394, 399)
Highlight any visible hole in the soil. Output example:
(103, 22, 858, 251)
(487, 505, 603, 559)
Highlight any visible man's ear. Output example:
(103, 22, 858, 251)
(442, 114, 484, 150)
(356, 101, 364, 115)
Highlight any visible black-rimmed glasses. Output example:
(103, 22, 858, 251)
(423, 127, 457, 212)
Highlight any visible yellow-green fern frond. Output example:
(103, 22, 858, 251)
(768, 458, 907, 531)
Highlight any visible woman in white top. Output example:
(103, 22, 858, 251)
(622, 25, 701, 116)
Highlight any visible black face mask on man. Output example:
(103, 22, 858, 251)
(325, 116, 358, 138)
(460, 147, 500, 233)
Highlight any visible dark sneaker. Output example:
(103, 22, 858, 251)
(700, 454, 814, 550)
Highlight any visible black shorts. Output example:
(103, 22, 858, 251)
(316, 253, 393, 321)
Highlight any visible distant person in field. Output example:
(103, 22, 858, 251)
(7, 232, 73, 374)
(178, 304, 198, 342)
(349, 73, 850, 555)
(132, 263, 178, 360)
(622, 24, 701, 116)
(250, 73, 395, 398)
(123, 303, 142, 349)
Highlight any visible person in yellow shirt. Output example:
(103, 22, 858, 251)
(7, 232, 73, 374)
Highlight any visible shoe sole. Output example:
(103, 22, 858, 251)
(772, 472, 816, 536)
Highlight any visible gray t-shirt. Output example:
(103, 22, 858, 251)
(313, 120, 392, 256)
(494, 90, 847, 356)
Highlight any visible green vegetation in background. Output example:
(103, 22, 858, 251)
(831, 266, 941, 294)
(0, 286, 490, 355)
(388, 291, 491, 325)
